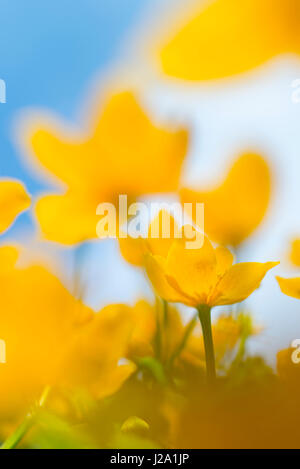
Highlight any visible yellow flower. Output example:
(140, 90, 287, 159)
(121, 210, 275, 384)
(119, 210, 179, 267)
(290, 239, 300, 267)
(126, 300, 157, 358)
(0, 246, 135, 427)
(181, 153, 271, 247)
(0, 179, 30, 234)
(145, 235, 278, 308)
(276, 239, 300, 299)
(22, 91, 188, 245)
(57, 304, 136, 400)
(156, 0, 300, 80)
(277, 276, 300, 300)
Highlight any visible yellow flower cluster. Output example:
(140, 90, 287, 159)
(1, 0, 300, 449)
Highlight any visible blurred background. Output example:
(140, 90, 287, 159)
(1, 0, 300, 365)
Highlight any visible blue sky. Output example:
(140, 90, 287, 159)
(0, 0, 150, 200)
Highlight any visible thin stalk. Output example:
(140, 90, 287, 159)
(197, 305, 216, 385)
(162, 299, 169, 328)
(1, 386, 51, 450)
(0, 415, 34, 450)
(154, 298, 163, 360)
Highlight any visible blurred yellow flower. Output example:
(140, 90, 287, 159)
(23, 91, 188, 245)
(58, 303, 136, 400)
(157, 0, 300, 80)
(126, 300, 157, 358)
(276, 239, 300, 299)
(277, 276, 300, 299)
(181, 153, 271, 247)
(289, 239, 300, 267)
(0, 246, 135, 427)
(0, 180, 30, 234)
(145, 235, 277, 308)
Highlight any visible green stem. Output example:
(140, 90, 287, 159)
(154, 299, 162, 360)
(0, 415, 34, 450)
(162, 299, 169, 328)
(197, 305, 216, 385)
(0, 386, 51, 450)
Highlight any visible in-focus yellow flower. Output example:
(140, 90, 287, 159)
(0, 246, 135, 429)
(289, 239, 300, 267)
(0, 179, 30, 234)
(119, 210, 179, 267)
(145, 235, 277, 308)
(156, 0, 300, 80)
(181, 153, 271, 247)
(23, 91, 188, 245)
(121, 209, 276, 383)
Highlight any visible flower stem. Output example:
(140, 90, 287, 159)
(0, 415, 34, 450)
(197, 305, 216, 385)
(0, 386, 51, 450)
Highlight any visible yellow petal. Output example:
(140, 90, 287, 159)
(94, 363, 136, 400)
(145, 253, 189, 304)
(157, 0, 298, 80)
(215, 246, 234, 277)
(277, 276, 300, 300)
(166, 236, 217, 305)
(60, 303, 136, 399)
(210, 261, 278, 306)
(118, 211, 180, 267)
(29, 125, 95, 187)
(93, 91, 189, 195)
(0, 259, 93, 421)
(0, 245, 19, 271)
(118, 236, 146, 267)
(290, 239, 300, 267)
(0, 180, 30, 234)
(127, 300, 156, 358)
(24, 91, 188, 245)
(147, 209, 180, 258)
(35, 192, 98, 245)
(181, 153, 271, 246)
(212, 314, 242, 361)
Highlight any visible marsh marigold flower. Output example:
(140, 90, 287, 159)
(119, 210, 180, 268)
(277, 239, 300, 299)
(22, 91, 188, 245)
(289, 239, 300, 267)
(145, 235, 277, 308)
(0, 179, 30, 234)
(119, 209, 273, 383)
(277, 276, 300, 300)
(0, 246, 135, 428)
(156, 0, 300, 80)
(181, 153, 271, 247)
